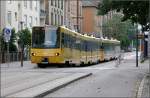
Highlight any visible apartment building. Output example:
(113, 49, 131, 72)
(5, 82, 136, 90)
(40, 0, 65, 26)
(64, 0, 83, 32)
(0, 1, 6, 30)
(0, 0, 40, 32)
(40, 0, 83, 32)
(82, 1, 103, 37)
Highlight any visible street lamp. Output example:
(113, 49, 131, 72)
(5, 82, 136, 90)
(135, 24, 142, 67)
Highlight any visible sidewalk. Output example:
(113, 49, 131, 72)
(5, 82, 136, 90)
(0, 61, 36, 69)
(141, 74, 150, 98)
(0, 61, 92, 98)
(137, 59, 150, 98)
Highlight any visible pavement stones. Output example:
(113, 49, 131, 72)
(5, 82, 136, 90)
(138, 74, 150, 98)
(1, 70, 92, 98)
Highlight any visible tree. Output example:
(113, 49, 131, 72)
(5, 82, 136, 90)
(17, 28, 31, 50)
(102, 13, 136, 50)
(98, 0, 150, 31)
(17, 28, 31, 66)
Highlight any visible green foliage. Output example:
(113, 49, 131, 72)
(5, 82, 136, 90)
(0, 28, 17, 52)
(17, 28, 31, 48)
(102, 14, 136, 50)
(98, 0, 149, 30)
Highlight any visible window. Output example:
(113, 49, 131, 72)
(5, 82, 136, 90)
(58, 15, 60, 25)
(7, 11, 11, 25)
(24, 0, 27, 8)
(61, 0, 63, 9)
(35, 1, 38, 10)
(68, 1, 70, 12)
(58, 0, 60, 8)
(51, 12, 53, 25)
(61, 16, 63, 25)
(30, 1, 32, 10)
(51, 0, 53, 6)
(55, 0, 57, 7)
(18, 3, 21, 10)
(29, 16, 32, 27)
(55, 14, 57, 25)
(32, 27, 60, 48)
(15, 12, 17, 21)
(24, 15, 27, 27)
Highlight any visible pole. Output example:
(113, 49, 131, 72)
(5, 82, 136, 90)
(136, 24, 138, 67)
(149, 57, 150, 75)
(0, 29, 2, 65)
(7, 42, 9, 67)
(20, 21, 23, 67)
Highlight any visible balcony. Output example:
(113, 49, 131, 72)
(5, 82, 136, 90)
(40, 9, 46, 19)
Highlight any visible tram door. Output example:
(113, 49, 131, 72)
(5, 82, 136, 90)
(100, 46, 104, 61)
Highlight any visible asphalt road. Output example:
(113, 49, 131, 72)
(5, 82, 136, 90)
(44, 52, 149, 97)
(1, 52, 149, 97)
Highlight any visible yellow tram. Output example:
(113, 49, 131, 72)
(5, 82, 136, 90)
(31, 25, 120, 68)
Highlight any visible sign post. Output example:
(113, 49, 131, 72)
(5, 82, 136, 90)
(3, 28, 12, 67)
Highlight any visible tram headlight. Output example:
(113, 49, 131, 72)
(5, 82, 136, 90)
(55, 53, 60, 56)
(32, 53, 36, 56)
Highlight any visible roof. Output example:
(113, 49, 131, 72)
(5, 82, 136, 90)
(82, 0, 101, 8)
(82, 0, 97, 7)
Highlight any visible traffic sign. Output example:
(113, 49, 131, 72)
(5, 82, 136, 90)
(137, 34, 144, 39)
(3, 27, 12, 42)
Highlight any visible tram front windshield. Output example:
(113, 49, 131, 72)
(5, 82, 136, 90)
(32, 27, 59, 48)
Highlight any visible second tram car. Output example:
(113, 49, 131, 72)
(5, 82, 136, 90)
(31, 25, 120, 68)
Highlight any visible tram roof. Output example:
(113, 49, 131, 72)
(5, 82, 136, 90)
(32, 26, 120, 44)
(59, 26, 120, 44)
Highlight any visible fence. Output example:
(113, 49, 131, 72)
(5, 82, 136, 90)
(0, 51, 30, 63)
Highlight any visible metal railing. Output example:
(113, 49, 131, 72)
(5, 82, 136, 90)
(0, 51, 30, 63)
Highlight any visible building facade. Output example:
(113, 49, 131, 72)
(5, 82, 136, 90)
(82, 1, 102, 37)
(64, 0, 83, 32)
(40, 0, 65, 26)
(0, 1, 6, 30)
(40, 0, 82, 33)
(0, 0, 40, 32)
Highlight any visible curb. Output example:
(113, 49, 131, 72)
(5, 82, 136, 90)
(7, 73, 92, 98)
(136, 75, 147, 98)
(36, 72, 92, 98)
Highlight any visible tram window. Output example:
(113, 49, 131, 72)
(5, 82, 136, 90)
(63, 33, 68, 47)
(61, 33, 64, 47)
(81, 41, 85, 51)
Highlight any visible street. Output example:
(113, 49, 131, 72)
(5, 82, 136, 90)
(45, 52, 149, 97)
(0, 0, 149, 98)
(1, 52, 149, 97)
